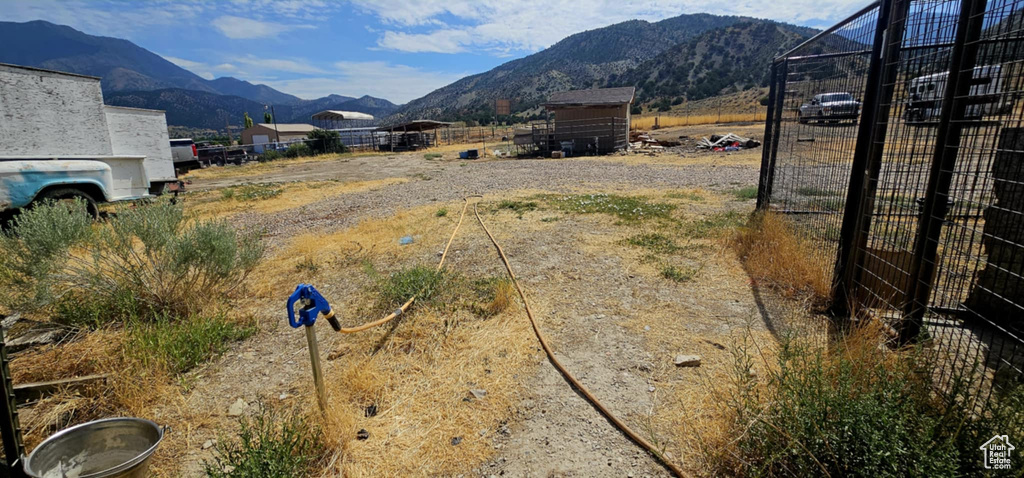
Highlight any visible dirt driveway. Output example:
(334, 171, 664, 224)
(162, 126, 777, 476)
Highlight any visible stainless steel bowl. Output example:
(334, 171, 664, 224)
(23, 417, 164, 478)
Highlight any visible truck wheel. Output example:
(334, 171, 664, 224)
(35, 188, 99, 219)
(798, 113, 807, 124)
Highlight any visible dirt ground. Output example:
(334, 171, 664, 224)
(19, 123, 787, 477)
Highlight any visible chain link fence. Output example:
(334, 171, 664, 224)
(758, 0, 1024, 406)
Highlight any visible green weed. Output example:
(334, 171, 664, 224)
(625, 233, 680, 254)
(667, 191, 706, 202)
(542, 194, 675, 222)
(128, 313, 255, 375)
(661, 264, 701, 283)
(375, 265, 451, 310)
(204, 403, 325, 478)
(222, 184, 283, 202)
(732, 186, 759, 200)
(684, 211, 745, 238)
(435, 207, 448, 217)
(424, 153, 443, 160)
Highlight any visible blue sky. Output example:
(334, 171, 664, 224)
(0, 0, 869, 103)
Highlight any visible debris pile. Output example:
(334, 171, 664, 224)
(697, 133, 761, 152)
(629, 131, 664, 152)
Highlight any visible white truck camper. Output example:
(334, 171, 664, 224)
(0, 63, 178, 216)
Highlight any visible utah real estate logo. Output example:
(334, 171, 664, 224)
(980, 435, 1015, 470)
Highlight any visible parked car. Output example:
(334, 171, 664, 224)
(798, 92, 862, 124)
(170, 138, 200, 172)
(904, 65, 1009, 123)
(196, 142, 227, 167)
(224, 147, 250, 165)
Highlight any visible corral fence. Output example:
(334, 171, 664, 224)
(513, 117, 630, 156)
(758, 0, 1024, 406)
(194, 137, 345, 167)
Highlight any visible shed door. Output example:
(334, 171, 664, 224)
(252, 135, 270, 153)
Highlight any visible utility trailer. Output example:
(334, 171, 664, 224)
(0, 63, 178, 216)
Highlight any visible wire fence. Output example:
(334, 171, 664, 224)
(758, 0, 1024, 407)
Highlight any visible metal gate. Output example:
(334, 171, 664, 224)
(758, 0, 1024, 403)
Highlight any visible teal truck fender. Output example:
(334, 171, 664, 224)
(0, 160, 117, 210)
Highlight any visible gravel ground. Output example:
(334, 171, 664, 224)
(232, 158, 759, 243)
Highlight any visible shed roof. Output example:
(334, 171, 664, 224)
(379, 120, 451, 132)
(311, 110, 375, 122)
(545, 87, 636, 107)
(254, 123, 317, 134)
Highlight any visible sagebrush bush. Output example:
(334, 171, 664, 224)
(0, 199, 94, 309)
(0, 200, 264, 322)
(721, 324, 1024, 477)
(285, 143, 312, 158)
(259, 150, 283, 162)
(204, 403, 325, 478)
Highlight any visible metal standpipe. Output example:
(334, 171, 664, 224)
(287, 284, 342, 415)
(304, 324, 326, 414)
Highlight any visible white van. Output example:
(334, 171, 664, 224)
(905, 65, 1009, 122)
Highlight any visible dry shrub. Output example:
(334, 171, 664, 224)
(731, 211, 832, 308)
(486, 279, 515, 316)
(630, 112, 767, 130)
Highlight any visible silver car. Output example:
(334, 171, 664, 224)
(798, 93, 862, 124)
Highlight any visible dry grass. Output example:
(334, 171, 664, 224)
(242, 199, 542, 476)
(181, 151, 389, 181)
(731, 211, 833, 308)
(184, 178, 408, 220)
(631, 112, 767, 130)
(317, 307, 536, 476)
(10, 330, 172, 448)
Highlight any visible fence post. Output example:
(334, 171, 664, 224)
(760, 59, 789, 207)
(757, 62, 780, 209)
(831, 0, 907, 316)
(901, 0, 988, 343)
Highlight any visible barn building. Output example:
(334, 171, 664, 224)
(517, 87, 635, 156)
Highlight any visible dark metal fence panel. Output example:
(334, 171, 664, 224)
(759, 0, 1024, 403)
(762, 5, 882, 268)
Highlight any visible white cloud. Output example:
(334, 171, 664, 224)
(377, 30, 473, 54)
(211, 15, 313, 40)
(233, 55, 328, 75)
(261, 61, 465, 103)
(0, 0, 207, 37)
(354, 0, 868, 55)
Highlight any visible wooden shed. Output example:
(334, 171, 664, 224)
(536, 87, 635, 155)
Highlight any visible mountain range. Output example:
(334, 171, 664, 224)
(1, 15, 821, 129)
(391, 16, 817, 121)
(0, 20, 397, 128)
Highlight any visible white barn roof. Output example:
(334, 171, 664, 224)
(311, 110, 375, 122)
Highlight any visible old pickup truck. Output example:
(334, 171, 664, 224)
(0, 63, 178, 217)
(0, 156, 157, 218)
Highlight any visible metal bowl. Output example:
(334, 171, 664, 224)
(23, 417, 164, 478)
